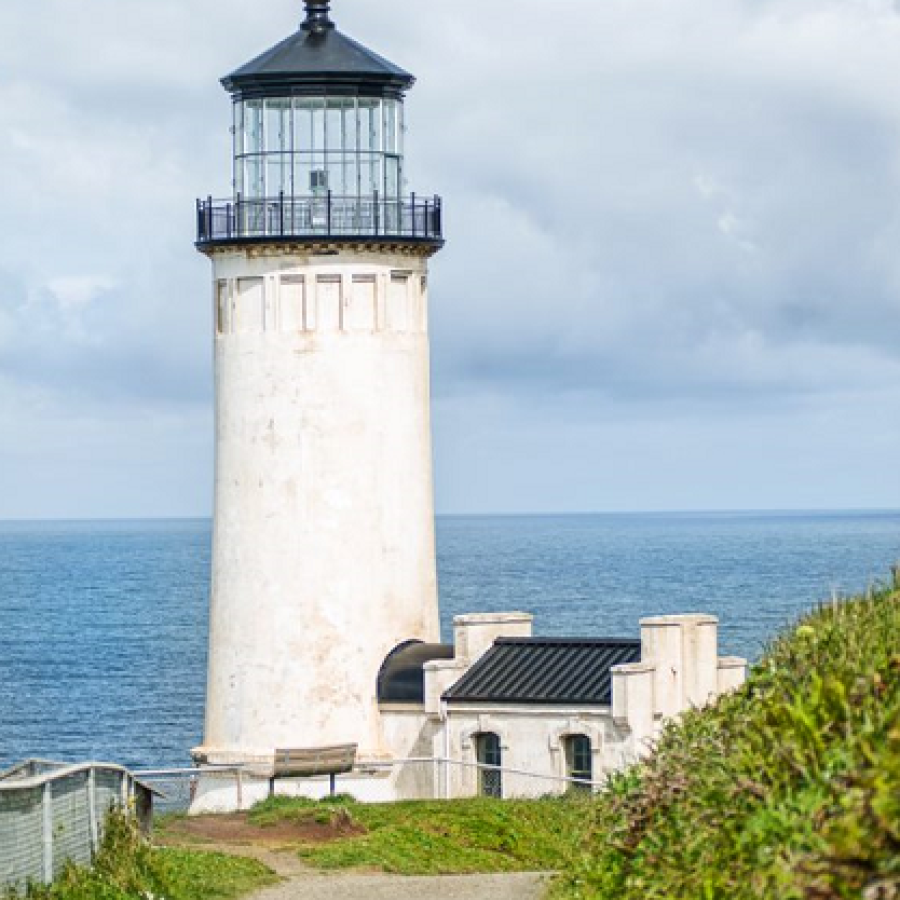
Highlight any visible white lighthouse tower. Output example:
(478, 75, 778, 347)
(193, 0, 444, 771)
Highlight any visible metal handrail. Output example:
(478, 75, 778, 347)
(0, 761, 139, 792)
(196, 192, 443, 245)
(355, 756, 606, 790)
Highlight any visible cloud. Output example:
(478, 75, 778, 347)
(400, 0, 900, 409)
(0, 0, 898, 515)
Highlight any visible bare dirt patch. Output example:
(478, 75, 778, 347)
(162, 810, 365, 848)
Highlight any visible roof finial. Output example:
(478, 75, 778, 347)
(303, 0, 335, 34)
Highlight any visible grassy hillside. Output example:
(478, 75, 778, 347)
(5, 812, 276, 900)
(555, 569, 900, 900)
(244, 794, 590, 874)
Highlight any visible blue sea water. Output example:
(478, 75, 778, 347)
(0, 512, 897, 770)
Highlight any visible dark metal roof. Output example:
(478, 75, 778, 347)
(222, 1, 415, 99)
(377, 641, 455, 704)
(443, 638, 642, 706)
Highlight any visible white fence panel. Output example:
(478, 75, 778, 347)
(0, 762, 134, 894)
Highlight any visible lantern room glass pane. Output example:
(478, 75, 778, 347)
(343, 100, 358, 151)
(245, 101, 263, 154)
(360, 155, 381, 194)
(265, 99, 291, 153)
(360, 99, 382, 151)
(384, 100, 399, 154)
(312, 100, 326, 152)
(294, 156, 312, 198)
(244, 157, 264, 198)
(326, 102, 342, 151)
(323, 159, 340, 195)
(293, 100, 314, 153)
(343, 160, 358, 197)
(385, 155, 400, 198)
(233, 102, 245, 157)
(267, 156, 291, 196)
(233, 96, 405, 201)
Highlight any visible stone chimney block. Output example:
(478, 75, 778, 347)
(639, 614, 720, 718)
(452, 612, 533, 665)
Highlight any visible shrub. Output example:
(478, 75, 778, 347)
(556, 571, 900, 900)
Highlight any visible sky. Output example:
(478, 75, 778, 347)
(0, 0, 899, 519)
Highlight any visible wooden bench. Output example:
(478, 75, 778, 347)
(269, 744, 358, 798)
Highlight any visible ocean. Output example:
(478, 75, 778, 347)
(0, 512, 897, 770)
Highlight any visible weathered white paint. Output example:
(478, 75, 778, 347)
(638, 614, 722, 718)
(194, 244, 440, 768)
(453, 612, 534, 663)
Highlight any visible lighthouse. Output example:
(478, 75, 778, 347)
(193, 0, 444, 771)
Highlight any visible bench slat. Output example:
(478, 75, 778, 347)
(272, 744, 357, 778)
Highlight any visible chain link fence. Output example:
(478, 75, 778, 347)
(0, 761, 147, 894)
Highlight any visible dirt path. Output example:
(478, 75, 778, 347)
(248, 872, 550, 900)
(158, 814, 552, 899)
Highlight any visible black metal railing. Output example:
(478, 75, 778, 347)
(196, 192, 443, 245)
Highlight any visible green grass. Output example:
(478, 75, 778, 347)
(248, 794, 592, 875)
(5, 812, 277, 900)
(553, 568, 900, 900)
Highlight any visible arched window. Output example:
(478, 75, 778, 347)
(475, 732, 502, 798)
(564, 735, 593, 791)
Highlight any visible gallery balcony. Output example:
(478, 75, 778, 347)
(196, 193, 443, 249)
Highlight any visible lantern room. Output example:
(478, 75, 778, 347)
(197, 0, 441, 246)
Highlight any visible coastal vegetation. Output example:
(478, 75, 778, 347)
(554, 570, 900, 899)
(3, 812, 276, 900)
(244, 794, 589, 874)
(7, 573, 897, 899)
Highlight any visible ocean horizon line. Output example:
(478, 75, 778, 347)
(1, 507, 898, 526)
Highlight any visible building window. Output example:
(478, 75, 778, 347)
(475, 732, 502, 799)
(564, 735, 593, 791)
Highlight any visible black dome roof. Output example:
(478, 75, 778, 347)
(222, 1, 415, 100)
(377, 641, 455, 704)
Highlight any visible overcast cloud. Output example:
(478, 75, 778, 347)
(0, 0, 898, 518)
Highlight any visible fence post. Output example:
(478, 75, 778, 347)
(236, 768, 244, 812)
(41, 782, 53, 884)
(87, 768, 99, 856)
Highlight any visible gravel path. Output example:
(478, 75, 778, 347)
(249, 872, 550, 900)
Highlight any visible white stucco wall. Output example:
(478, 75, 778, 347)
(196, 244, 440, 766)
(382, 612, 749, 800)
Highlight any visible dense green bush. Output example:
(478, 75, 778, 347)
(556, 569, 900, 900)
(5, 811, 274, 900)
